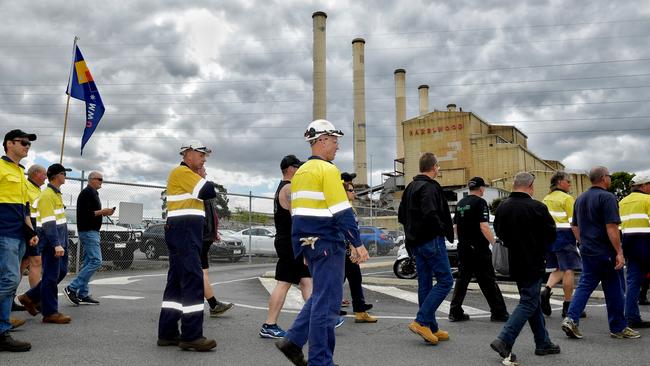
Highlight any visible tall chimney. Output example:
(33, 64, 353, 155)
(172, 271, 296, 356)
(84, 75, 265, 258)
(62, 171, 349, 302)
(352, 38, 368, 186)
(418, 85, 429, 116)
(312, 11, 327, 120)
(394, 69, 406, 159)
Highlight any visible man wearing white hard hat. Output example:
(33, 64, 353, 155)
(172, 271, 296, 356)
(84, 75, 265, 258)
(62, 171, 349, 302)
(619, 175, 650, 328)
(157, 140, 218, 351)
(276, 119, 369, 366)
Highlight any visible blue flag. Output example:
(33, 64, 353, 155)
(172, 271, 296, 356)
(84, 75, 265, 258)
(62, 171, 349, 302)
(66, 45, 105, 155)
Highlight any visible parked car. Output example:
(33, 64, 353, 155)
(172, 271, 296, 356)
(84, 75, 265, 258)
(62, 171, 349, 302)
(388, 230, 405, 245)
(117, 222, 145, 245)
(230, 226, 276, 256)
(139, 224, 246, 262)
(66, 209, 138, 270)
(359, 226, 394, 256)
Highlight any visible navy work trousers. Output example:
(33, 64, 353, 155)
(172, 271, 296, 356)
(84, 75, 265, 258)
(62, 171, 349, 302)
(26, 243, 68, 317)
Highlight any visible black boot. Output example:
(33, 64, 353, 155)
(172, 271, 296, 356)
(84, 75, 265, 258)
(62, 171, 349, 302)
(540, 286, 552, 316)
(562, 301, 586, 318)
(0, 332, 31, 352)
(640, 282, 649, 305)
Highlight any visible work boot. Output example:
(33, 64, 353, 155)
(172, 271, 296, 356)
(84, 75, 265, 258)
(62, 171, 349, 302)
(42, 313, 71, 324)
(9, 317, 25, 329)
(17, 294, 38, 316)
(408, 321, 438, 344)
(490, 338, 517, 364)
(449, 312, 470, 322)
(540, 286, 552, 316)
(433, 329, 449, 341)
(275, 337, 307, 366)
(562, 301, 586, 318)
(178, 337, 217, 351)
(157, 336, 180, 346)
(354, 312, 378, 323)
(11, 301, 25, 312)
(0, 332, 31, 352)
(535, 342, 561, 355)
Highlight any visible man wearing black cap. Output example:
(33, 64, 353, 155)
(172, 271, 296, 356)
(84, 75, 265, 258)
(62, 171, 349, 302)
(449, 177, 509, 322)
(19, 163, 72, 325)
(260, 155, 313, 339)
(0, 129, 38, 351)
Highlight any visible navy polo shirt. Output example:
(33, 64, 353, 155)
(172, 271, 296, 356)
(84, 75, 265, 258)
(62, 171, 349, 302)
(571, 186, 621, 256)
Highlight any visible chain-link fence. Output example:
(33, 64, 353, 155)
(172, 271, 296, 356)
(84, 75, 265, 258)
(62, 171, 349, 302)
(58, 173, 399, 273)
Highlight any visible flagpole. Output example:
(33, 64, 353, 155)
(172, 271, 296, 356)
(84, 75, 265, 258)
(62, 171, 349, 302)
(60, 36, 79, 164)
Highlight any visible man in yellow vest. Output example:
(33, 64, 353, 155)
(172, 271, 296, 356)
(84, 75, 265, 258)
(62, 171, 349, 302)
(619, 176, 650, 328)
(19, 163, 72, 324)
(540, 172, 585, 318)
(157, 141, 217, 351)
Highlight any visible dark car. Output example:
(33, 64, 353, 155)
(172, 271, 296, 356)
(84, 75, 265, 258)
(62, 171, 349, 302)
(139, 224, 245, 262)
(359, 226, 395, 256)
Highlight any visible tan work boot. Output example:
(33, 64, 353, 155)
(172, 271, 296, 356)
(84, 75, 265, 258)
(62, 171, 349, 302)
(408, 321, 438, 344)
(178, 337, 217, 352)
(10, 317, 26, 329)
(433, 329, 449, 341)
(42, 313, 71, 324)
(17, 294, 38, 316)
(354, 312, 378, 323)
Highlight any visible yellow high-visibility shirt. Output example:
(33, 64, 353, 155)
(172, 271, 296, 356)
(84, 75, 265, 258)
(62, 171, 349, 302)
(543, 190, 574, 230)
(166, 164, 207, 217)
(619, 192, 650, 234)
(0, 155, 29, 238)
(26, 179, 42, 223)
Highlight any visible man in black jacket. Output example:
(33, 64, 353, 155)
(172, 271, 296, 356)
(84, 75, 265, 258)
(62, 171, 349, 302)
(490, 172, 560, 365)
(398, 153, 454, 345)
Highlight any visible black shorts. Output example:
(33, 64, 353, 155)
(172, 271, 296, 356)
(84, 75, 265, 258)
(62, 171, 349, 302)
(201, 241, 211, 269)
(275, 255, 311, 285)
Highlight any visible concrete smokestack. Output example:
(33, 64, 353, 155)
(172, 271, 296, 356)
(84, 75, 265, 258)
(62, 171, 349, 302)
(352, 38, 368, 186)
(418, 85, 429, 116)
(394, 69, 406, 159)
(312, 11, 327, 120)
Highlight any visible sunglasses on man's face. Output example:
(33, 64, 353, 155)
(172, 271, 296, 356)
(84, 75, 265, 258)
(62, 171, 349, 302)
(92, 177, 104, 182)
(12, 139, 31, 147)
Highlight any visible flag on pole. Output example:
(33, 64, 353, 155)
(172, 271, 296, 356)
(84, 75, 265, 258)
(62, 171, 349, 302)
(66, 45, 105, 155)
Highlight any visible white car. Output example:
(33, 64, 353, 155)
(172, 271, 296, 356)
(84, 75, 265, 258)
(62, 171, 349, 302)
(231, 226, 276, 255)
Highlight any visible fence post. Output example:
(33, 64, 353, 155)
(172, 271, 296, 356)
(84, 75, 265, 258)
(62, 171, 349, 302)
(248, 190, 252, 264)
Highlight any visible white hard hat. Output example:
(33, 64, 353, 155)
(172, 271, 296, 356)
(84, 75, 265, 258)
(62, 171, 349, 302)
(631, 176, 650, 186)
(304, 119, 344, 142)
(179, 140, 212, 155)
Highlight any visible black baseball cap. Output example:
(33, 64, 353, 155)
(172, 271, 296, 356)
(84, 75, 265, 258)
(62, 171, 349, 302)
(468, 176, 487, 189)
(3, 129, 36, 149)
(341, 172, 357, 183)
(280, 155, 303, 170)
(46, 163, 71, 179)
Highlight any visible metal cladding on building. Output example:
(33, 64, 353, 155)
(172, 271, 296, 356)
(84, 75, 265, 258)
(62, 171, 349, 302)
(352, 38, 368, 186)
(418, 85, 429, 116)
(312, 11, 327, 120)
(394, 69, 406, 160)
(401, 107, 591, 201)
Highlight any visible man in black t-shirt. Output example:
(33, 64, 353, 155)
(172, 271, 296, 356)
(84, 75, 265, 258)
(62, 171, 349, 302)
(449, 177, 508, 322)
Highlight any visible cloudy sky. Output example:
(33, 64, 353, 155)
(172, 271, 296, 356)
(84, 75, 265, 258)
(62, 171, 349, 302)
(1, 0, 649, 212)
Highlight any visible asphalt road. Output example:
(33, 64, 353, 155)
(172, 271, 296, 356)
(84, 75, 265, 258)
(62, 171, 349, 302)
(7, 256, 649, 366)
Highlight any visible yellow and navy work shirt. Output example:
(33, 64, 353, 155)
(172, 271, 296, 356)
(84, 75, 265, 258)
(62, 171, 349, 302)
(543, 189, 577, 251)
(290, 156, 361, 258)
(619, 191, 650, 235)
(0, 155, 30, 239)
(166, 162, 216, 219)
(36, 183, 67, 247)
(26, 178, 42, 227)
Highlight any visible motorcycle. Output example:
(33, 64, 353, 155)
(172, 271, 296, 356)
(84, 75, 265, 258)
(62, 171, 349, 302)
(393, 243, 417, 279)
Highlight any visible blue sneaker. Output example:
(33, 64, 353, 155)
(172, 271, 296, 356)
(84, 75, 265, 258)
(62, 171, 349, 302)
(335, 316, 345, 329)
(259, 323, 287, 339)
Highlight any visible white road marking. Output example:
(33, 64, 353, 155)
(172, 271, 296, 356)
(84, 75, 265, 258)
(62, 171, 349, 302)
(90, 274, 165, 285)
(258, 277, 305, 310)
(211, 276, 259, 285)
(502, 293, 565, 305)
(362, 284, 490, 315)
(100, 295, 145, 300)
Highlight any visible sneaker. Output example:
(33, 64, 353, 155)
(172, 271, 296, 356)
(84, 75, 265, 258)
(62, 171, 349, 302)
(9, 317, 25, 329)
(157, 336, 180, 346)
(540, 286, 552, 316)
(275, 337, 307, 366)
(259, 323, 287, 339)
(17, 294, 39, 316)
(449, 312, 470, 322)
(627, 320, 650, 329)
(335, 316, 345, 329)
(535, 342, 561, 355)
(610, 327, 641, 339)
(63, 287, 80, 306)
(354, 312, 378, 323)
(0, 332, 31, 352)
(78, 296, 100, 305)
(42, 312, 71, 324)
(561, 317, 583, 339)
(408, 321, 438, 344)
(209, 301, 233, 317)
(178, 337, 217, 351)
(490, 313, 510, 322)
